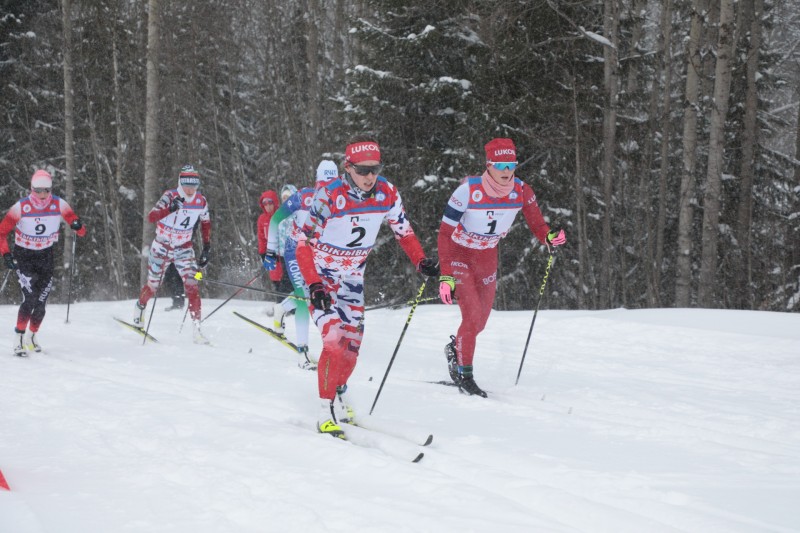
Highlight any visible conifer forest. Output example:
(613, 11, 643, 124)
(1, 0, 798, 312)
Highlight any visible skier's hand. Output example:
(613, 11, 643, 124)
(439, 275, 456, 305)
(197, 244, 211, 267)
(169, 196, 185, 213)
(3, 253, 18, 271)
(70, 218, 87, 237)
(309, 282, 332, 311)
(546, 228, 566, 249)
(262, 250, 278, 271)
(417, 257, 440, 277)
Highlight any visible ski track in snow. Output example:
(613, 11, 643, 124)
(1, 300, 798, 532)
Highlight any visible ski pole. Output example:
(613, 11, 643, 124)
(0, 270, 11, 293)
(179, 304, 190, 333)
(364, 295, 439, 312)
(514, 251, 556, 385)
(142, 265, 167, 346)
(65, 236, 77, 324)
(201, 270, 261, 324)
(369, 279, 429, 415)
(200, 276, 307, 302)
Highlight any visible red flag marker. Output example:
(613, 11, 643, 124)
(0, 468, 9, 490)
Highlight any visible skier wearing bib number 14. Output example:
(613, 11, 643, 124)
(0, 169, 87, 356)
(437, 138, 566, 398)
(133, 165, 212, 344)
(294, 137, 440, 438)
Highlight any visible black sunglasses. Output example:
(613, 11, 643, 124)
(33, 187, 51, 193)
(351, 164, 382, 176)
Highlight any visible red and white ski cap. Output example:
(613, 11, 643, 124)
(31, 169, 52, 189)
(345, 141, 381, 164)
(484, 138, 517, 163)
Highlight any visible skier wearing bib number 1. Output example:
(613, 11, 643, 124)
(437, 138, 566, 397)
(133, 165, 212, 344)
(294, 137, 440, 438)
(0, 169, 87, 356)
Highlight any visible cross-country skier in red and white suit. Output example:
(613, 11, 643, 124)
(133, 165, 212, 344)
(437, 138, 566, 397)
(294, 137, 440, 437)
(0, 169, 87, 356)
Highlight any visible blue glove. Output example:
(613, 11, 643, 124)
(262, 250, 278, 271)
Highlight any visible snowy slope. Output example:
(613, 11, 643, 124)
(0, 299, 798, 532)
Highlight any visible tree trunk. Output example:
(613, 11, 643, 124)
(304, 0, 321, 153)
(698, 0, 735, 307)
(601, 0, 620, 307)
(795, 97, 800, 185)
(735, 0, 763, 309)
(625, 0, 648, 97)
(84, 77, 122, 297)
(572, 71, 588, 308)
(110, 23, 128, 296)
(142, 0, 161, 284)
(654, 0, 674, 304)
(675, 0, 707, 307)
(61, 0, 77, 297)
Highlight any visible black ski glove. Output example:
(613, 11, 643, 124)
(417, 258, 440, 277)
(3, 253, 18, 270)
(169, 196, 185, 213)
(309, 282, 332, 311)
(197, 244, 211, 267)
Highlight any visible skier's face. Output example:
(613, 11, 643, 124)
(486, 163, 515, 185)
(32, 187, 51, 200)
(262, 198, 276, 213)
(182, 185, 198, 197)
(346, 159, 381, 193)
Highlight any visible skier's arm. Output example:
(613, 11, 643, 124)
(437, 183, 468, 277)
(385, 188, 426, 267)
(59, 199, 87, 237)
(0, 205, 21, 256)
(521, 183, 550, 244)
(147, 191, 176, 223)
(267, 201, 295, 252)
(200, 219, 211, 247)
(295, 237, 321, 286)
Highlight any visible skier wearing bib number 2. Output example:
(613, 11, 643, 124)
(437, 138, 566, 397)
(0, 169, 87, 356)
(295, 137, 440, 437)
(133, 165, 212, 344)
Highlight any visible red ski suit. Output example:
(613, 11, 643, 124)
(438, 175, 550, 368)
(257, 190, 283, 282)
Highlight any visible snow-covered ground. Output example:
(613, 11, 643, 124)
(1, 299, 798, 532)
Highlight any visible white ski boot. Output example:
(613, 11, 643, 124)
(272, 304, 286, 334)
(13, 330, 27, 357)
(192, 320, 210, 345)
(133, 301, 146, 326)
(297, 345, 316, 370)
(335, 385, 355, 425)
(24, 331, 42, 353)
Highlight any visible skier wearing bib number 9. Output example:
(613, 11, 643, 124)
(294, 136, 440, 438)
(0, 169, 87, 356)
(133, 165, 212, 344)
(437, 138, 566, 398)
